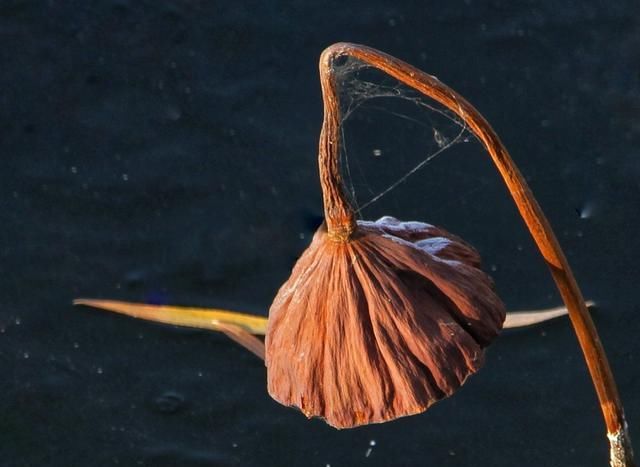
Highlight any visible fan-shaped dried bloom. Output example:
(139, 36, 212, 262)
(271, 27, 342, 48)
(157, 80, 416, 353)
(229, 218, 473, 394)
(263, 41, 512, 429)
(266, 216, 505, 428)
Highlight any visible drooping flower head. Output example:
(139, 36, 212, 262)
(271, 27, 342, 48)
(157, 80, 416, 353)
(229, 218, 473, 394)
(265, 43, 505, 429)
(266, 216, 505, 428)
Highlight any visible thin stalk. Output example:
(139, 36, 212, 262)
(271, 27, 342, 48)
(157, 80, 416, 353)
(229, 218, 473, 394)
(319, 42, 633, 466)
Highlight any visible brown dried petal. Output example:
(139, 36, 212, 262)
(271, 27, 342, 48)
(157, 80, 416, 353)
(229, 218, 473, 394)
(265, 217, 505, 429)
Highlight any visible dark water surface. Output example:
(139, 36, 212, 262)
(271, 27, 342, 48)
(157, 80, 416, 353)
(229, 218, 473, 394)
(2, 2, 639, 466)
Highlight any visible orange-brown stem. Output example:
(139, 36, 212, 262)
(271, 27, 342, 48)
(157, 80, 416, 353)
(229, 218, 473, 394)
(318, 49, 357, 241)
(318, 42, 633, 466)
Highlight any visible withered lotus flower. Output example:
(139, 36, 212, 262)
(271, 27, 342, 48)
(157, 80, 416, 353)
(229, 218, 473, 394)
(263, 44, 508, 428)
(265, 216, 505, 428)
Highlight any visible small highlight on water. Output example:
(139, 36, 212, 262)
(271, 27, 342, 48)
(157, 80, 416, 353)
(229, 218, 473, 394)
(365, 439, 377, 458)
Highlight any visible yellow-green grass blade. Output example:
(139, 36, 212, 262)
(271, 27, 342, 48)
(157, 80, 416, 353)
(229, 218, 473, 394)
(74, 297, 585, 335)
(74, 297, 588, 360)
(73, 299, 268, 334)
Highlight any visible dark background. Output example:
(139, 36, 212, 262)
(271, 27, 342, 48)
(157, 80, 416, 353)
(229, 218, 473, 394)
(2, 1, 639, 466)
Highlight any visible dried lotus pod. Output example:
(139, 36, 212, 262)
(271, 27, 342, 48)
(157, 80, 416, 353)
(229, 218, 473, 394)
(265, 217, 505, 428)
(263, 41, 511, 429)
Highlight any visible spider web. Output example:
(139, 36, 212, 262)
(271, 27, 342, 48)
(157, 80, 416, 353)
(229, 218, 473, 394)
(331, 56, 475, 218)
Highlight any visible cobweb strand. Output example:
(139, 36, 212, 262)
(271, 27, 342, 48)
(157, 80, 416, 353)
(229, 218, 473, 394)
(333, 60, 473, 215)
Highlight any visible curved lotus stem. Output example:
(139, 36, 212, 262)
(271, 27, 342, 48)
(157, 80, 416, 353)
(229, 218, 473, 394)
(318, 42, 633, 466)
